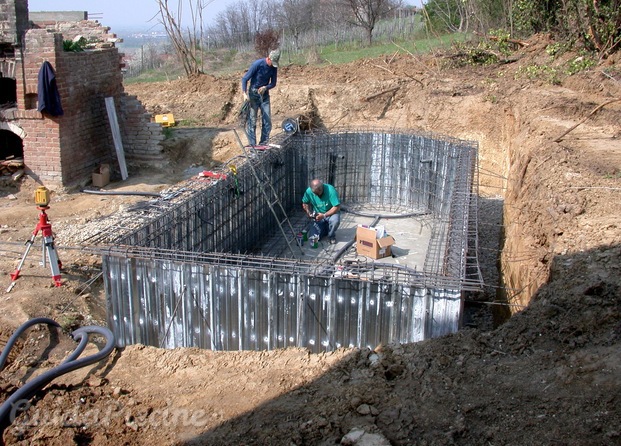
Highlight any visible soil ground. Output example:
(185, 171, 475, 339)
(1, 35, 621, 445)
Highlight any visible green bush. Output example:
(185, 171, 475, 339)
(512, 0, 620, 57)
(488, 29, 512, 56)
(63, 37, 87, 52)
(516, 64, 561, 85)
(565, 53, 596, 75)
(162, 127, 174, 139)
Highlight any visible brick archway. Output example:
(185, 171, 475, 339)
(0, 123, 25, 160)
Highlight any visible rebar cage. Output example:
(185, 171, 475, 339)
(101, 129, 481, 352)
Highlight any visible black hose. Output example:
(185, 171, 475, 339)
(331, 215, 381, 263)
(0, 322, 116, 435)
(341, 206, 427, 219)
(81, 189, 161, 197)
(0, 317, 60, 371)
(330, 206, 429, 264)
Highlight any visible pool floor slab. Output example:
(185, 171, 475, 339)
(258, 210, 434, 273)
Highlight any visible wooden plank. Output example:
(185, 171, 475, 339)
(104, 96, 128, 180)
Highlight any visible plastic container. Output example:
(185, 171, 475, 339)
(310, 235, 319, 248)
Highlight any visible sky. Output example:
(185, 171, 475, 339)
(27, 0, 239, 30)
(28, 0, 423, 31)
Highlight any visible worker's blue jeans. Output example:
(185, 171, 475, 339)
(310, 213, 341, 240)
(245, 90, 271, 146)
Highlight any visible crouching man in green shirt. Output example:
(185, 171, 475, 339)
(302, 179, 341, 245)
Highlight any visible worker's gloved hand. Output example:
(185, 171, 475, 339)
(258, 86, 267, 95)
(243, 92, 248, 101)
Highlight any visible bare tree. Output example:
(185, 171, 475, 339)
(227, 5, 253, 46)
(206, 0, 277, 50)
(340, 0, 402, 45)
(276, 0, 316, 51)
(245, 0, 271, 34)
(318, 1, 352, 50)
(156, 0, 212, 76)
(144, 42, 161, 70)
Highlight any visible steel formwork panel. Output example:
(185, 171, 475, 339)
(104, 252, 462, 352)
(102, 130, 479, 352)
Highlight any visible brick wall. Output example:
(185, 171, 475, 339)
(13, 30, 61, 182)
(9, 19, 166, 187)
(55, 45, 124, 184)
(119, 94, 167, 167)
(30, 19, 119, 45)
(0, 0, 28, 45)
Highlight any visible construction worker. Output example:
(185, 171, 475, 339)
(302, 179, 341, 245)
(241, 49, 280, 146)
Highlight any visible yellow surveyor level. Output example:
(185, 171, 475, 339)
(34, 186, 50, 208)
(154, 113, 175, 127)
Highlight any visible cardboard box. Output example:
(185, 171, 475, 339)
(92, 164, 110, 187)
(356, 225, 395, 259)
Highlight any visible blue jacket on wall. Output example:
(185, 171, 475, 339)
(37, 61, 64, 116)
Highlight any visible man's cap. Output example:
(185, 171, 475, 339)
(269, 49, 280, 67)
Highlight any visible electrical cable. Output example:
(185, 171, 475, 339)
(81, 189, 161, 197)
(331, 215, 380, 264)
(0, 317, 60, 371)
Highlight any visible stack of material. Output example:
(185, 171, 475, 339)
(1, 156, 25, 180)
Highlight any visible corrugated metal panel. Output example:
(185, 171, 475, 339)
(105, 256, 455, 353)
(102, 129, 479, 352)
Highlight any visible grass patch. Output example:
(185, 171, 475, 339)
(124, 68, 185, 84)
(294, 34, 465, 66)
(177, 118, 204, 127)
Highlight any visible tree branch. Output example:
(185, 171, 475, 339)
(553, 98, 621, 143)
(363, 87, 400, 102)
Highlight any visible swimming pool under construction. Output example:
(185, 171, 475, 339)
(97, 129, 482, 353)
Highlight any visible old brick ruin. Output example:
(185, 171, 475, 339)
(0, 0, 165, 187)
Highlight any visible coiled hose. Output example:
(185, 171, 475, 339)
(0, 318, 116, 436)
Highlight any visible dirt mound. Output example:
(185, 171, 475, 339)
(1, 35, 620, 444)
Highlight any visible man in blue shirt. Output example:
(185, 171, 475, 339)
(302, 179, 341, 245)
(241, 49, 280, 146)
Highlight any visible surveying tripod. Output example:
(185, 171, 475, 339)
(7, 188, 62, 292)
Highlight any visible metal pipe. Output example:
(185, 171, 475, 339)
(82, 189, 161, 197)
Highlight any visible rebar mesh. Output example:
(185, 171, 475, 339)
(100, 129, 481, 352)
(105, 130, 476, 286)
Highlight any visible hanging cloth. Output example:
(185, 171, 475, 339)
(37, 61, 64, 116)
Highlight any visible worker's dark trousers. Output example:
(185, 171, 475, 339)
(311, 213, 341, 240)
(246, 89, 271, 146)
